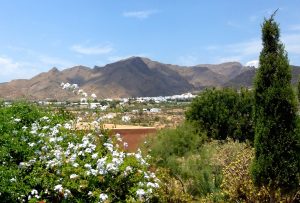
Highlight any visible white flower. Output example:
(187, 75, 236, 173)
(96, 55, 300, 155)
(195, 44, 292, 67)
(91, 93, 97, 99)
(106, 163, 118, 173)
(135, 153, 142, 159)
(57, 137, 63, 142)
(40, 116, 49, 121)
(19, 162, 30, 168)
(91, 169, 98, 176)
(64, 189, 71, 198)
(68, 142, 75, 149)
(84, 163, 92, 169)
(125, 166, 133, 172)
(49, 137, 56, 142)
(147, 182, 159, 188)
(121, 115, 131, 122)
(99, 193, 108, 202)
(85, 148, 92, 153)
(103, 143, 113, 152)
(14, 118, 21, 122)
(70, 154, 77, 162)
(54, 184, 63, 192)
(136, 189, 145, 199)
(70, 174, 79, 179)
(92, 153, 98, 159)
(51, 128, 59, 136)
(64, 123, 72, 130)
(31, 189, 38, 195)
(72, 163, 79, 167)
(88, 191, 93, 196)
(28, 143, 35, 147)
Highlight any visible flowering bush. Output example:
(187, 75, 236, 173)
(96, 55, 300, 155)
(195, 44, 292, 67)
(0, 102, 160, 202)
(221, 147, 269, 202)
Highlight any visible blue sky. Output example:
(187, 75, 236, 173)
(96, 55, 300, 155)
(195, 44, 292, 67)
(0, 0, 300, 82)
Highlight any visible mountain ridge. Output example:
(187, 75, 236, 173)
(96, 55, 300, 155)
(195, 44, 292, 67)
(0, 57, 299, 100)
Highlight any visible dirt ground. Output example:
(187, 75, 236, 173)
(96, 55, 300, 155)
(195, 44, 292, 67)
(75, 122, 157, 152)
(111, 128, 156, 152)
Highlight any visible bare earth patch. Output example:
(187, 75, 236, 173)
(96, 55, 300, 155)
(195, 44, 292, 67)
(75, 122, 156, 151)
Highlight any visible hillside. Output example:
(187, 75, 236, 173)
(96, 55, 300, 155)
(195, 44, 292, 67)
(0, 57, 299, 100)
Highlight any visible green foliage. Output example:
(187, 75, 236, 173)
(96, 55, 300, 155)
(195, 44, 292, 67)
(0, 102, 160, 202)
(0, 102, 48, 201)
(178, 145, 222, 197)
(146, 124, 224, 199)
(148, 122, 205, 160)
(154, 168, 193, 203)
(186, 88, 254, 142)
(221, 146, 270, 202)
(298, 75, 300, 102)
(252, 13, 300, 197)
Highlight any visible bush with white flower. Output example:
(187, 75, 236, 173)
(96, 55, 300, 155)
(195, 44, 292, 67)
(0, 101, 160, 202)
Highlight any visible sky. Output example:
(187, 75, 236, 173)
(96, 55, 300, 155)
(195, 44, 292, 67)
(0, 0, 300, 82)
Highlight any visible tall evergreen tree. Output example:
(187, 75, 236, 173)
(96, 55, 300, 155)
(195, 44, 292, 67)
(297, 76, 300, 102)
(252, 12, 300, 200)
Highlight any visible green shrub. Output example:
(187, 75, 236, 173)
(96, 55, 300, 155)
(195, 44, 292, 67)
(186, 88, 254, 142)
(146, 124, 223, 199)
(252, 13, 300, 200)
(221, 146, 270, 202)
(148, 122, 205, 160)
(0, 102, 160, 202)
(154, 168, 193, 203)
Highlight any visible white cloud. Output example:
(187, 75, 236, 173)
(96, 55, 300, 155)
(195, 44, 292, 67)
(0, 46, 77, 82)
(7, 46, 75, 68)
(282, 34, 300, 55)
(123, 10, 157, 19)
(0, 56, 20, 74)
(71, 44, 113, 55)
(245, 60, 259, 68)
(0, 56, 39, 82)
(212, 39, 261, 64)
(226, 39, 262, 57)
(213, 33, 300, 65)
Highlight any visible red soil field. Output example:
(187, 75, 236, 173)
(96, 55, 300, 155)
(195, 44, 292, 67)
(111, 128, 156, 152)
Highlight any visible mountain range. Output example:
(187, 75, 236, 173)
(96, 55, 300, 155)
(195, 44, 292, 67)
(0, 57, 299, 100)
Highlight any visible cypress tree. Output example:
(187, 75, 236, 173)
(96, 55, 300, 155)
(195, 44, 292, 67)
(297, 77, 300, 102)
(252, 12, 300, 200)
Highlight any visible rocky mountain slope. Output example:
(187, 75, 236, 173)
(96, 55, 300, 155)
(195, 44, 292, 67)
(0, 57, 299, 100)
